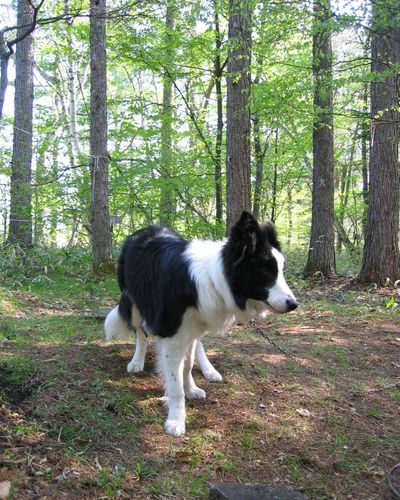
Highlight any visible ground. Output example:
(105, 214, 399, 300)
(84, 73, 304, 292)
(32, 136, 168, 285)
(0, 274, 399, 499)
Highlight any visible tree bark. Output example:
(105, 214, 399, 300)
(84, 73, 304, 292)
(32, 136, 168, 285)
(361, 81, 369, 235)
(0, 32, 10, 123)
(90, 0, 113, 272)
(8, 0, 35, 247)
(226, 0, 252, 232)
(214, 1, 223, 223)
(357, 0, 400, 284)
(252, 55, 270, 221)
(304, 0, 336, 277)
(159, 0, 176, 226)
(337, 125, 357, 252)
(252, 112, 263, 220)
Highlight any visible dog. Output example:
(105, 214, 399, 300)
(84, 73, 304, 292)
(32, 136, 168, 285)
(104, 211, 298, 436)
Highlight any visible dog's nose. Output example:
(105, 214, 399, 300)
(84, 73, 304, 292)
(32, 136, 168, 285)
(286, 299, 299, 311)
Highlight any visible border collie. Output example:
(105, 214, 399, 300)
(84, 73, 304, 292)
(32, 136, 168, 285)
(105, 211, 298, 436)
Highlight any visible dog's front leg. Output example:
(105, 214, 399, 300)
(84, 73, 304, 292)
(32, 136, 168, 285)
(184, 341, 206, 399)
(158, 337, 187, 437)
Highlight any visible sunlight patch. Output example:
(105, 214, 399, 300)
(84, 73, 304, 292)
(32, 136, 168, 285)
(0, 288, 16, 314)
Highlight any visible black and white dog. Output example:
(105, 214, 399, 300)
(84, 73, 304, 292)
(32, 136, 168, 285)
(105, 211, 298, 436)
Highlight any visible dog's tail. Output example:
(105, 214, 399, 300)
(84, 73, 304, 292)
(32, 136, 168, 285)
(104, 293, 134, 341)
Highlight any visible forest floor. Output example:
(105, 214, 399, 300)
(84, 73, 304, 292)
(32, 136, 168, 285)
(0, 273, 399, 499)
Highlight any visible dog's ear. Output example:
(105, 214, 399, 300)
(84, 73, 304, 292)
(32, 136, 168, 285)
(227, 211, 261, 266)
(260, 221, 281, 251)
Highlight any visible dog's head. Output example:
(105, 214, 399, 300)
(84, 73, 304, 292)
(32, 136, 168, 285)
(223, 211, 298, 314)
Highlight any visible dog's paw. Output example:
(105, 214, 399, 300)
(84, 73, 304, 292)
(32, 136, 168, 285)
(185, 385, 206, 400)
(127, 359, 144, 373)
(202, 368, 223, 382)
(164, 419, 186, 437)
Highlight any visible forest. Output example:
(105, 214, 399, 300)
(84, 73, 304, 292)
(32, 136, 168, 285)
(0, 0, 399, 498)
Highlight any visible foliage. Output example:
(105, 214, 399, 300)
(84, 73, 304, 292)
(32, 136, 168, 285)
(0, 0, 378, 256)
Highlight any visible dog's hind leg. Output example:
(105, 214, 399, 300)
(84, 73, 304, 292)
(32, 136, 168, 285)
(195, 340, 222, 382)
(127, 305, 148, 373)
(184, 341, 206, 399)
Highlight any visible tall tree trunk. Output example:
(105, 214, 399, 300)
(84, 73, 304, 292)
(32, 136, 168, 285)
(252, 55, 269, 221)
(252, 112, 263, 220)
(226, 0, 252, 232)
(337, 125, 357, 252)
(90, 0, 112, 272)
(271, 128, 279, 223)
(50, 134, 60, 245)
(304, 0, 336, 277)
(65, 0, 82, 159)
(361, 77, 369, 235)
(0, 32, 10, 123)
(357, 0, 400, 284)
(8, 0, 35, 247)
(159, 0, 176, 226)
(287, 186, 293, 247)
(214, 2, 223, 223)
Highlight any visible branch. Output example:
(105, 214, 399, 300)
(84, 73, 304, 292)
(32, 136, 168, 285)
(5, 0, 45, 57)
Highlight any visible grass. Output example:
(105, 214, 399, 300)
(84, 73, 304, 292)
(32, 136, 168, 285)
(0, 254, 399, 498)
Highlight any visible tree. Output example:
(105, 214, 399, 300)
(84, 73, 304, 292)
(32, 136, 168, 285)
(0, 0, 43, 122)
(226, 0, 252, 232)
(159, 0, 176, 226)
(252, 54, 270, 221)
(356, 0, 400, 284)
(213, 0, 224, 223)
(8, 0, 36, 247)
(304, 0, 336, 277)
(0, 0, 380, 250)
(90, 0, 113, 271)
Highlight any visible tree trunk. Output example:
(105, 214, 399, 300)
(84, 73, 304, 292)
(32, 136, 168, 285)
(90, 0, 113, 272)
(271, 128, 279, 224)
(226, 0, 252, 232)
(8, 0, 34, 247)
(357, 0, 400, 284)
(0, 32, 10, 123)
(252, 112, 263, 220)
(214, 2, 223, 223)
(287, 186, 293, 247)
(65, 0, 82, 159)
(361, 77, 369, 235)
(159, 0, 176, 226)
(304, 0, 336, 277)
(337, 125, 357, 252)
